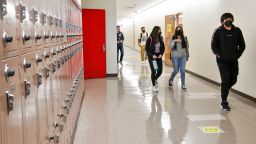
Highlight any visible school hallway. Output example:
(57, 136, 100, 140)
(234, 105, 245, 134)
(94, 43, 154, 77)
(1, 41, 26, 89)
(74, 47, 256, 144)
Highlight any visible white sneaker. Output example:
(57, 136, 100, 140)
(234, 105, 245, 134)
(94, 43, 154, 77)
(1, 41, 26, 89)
(153, 86, 158, 92)
(182, 85, 187, 90)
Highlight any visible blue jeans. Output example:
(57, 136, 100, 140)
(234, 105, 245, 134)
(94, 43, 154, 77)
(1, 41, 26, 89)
(170, 56, 186, 85)
(117, 45, 124, 62)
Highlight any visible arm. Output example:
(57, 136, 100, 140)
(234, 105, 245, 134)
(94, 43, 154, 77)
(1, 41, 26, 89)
(138, 33, 141, 46)
(121, 33, 125, 41)
(237, 28, 245, 59)
(211, 28, 222, 58)
(160, 38, 165, 55)
(185, 36, 189, 60)
(145, 37, 153, 58)
(169, 38, 176, 49)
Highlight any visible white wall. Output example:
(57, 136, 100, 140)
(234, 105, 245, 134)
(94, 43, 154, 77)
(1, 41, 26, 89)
(82, 0, 117, 74)
(120, 0, 256, 97)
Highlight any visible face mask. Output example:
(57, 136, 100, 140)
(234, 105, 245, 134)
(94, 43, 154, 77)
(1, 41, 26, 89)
(176, 30, 182, 35)
(142, 30, 146, 33)
(224, 21, 233, 27)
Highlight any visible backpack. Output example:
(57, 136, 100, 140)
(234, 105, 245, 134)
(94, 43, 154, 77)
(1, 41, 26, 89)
(138, 32, 148, 43)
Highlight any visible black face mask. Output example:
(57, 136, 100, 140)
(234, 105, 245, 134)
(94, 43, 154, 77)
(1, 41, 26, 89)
(176, 30, 182, 36)
(142, 30, 146, 33)
(224, 21, 233, 27)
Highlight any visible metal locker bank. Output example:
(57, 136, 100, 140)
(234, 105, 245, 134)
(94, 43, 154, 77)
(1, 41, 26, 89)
(0, 0, 84, 143)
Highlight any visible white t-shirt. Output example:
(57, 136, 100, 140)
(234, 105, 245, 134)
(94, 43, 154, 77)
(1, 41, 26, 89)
(140, 33, 148, 46)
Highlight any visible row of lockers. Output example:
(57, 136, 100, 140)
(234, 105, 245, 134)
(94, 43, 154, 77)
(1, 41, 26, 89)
(0, 0, 84, 144)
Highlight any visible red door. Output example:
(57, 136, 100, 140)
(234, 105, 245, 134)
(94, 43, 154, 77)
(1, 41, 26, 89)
(82, 9, 106, 79)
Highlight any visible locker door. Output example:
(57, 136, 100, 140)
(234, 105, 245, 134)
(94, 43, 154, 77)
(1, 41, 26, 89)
(16, 1, 34, 49)
(0, 0, 19, 53)
(1, 57, 24, 144)
(34, 49, 49, 144)
(51, 45, 62, 120)
(0, 9, 4, 143)
(19, 52, 37, 144)
(0, 61, 3, 144)
(39, 0, 50, 45)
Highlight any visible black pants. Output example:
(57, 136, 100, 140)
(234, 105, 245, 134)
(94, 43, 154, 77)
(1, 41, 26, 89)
(117, 45, 124, 62)
(217, 61, 239, 102)
(148, 58, 163, 86)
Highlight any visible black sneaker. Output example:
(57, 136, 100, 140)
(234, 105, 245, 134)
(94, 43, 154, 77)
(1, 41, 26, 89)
(168, 80, 173, 87)
(221, 102, 231, 111)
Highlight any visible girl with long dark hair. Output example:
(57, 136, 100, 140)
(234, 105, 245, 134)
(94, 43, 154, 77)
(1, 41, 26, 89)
(169, 26, 189, 90)
(146, 26, 165, 92)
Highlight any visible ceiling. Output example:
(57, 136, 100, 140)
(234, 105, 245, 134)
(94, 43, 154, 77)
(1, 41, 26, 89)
(117, 0, 166, 19)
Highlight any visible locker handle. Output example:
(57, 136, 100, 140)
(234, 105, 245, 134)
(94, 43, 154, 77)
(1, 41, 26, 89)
(16, 3, 26, 22)
(4, 64, 15, 80)
(48, 133, 59, 144)
(29, 8, 38, 23)
(54, 122, 64, 132)
(45, 67, 50, 79)
(5, 91, 14, 114)
(36, 72, 43, 87)
(56, 33, 60, 38)
(44, 52, 50, 59)
(35, 33, 42, 40)
(44, 32, 49, 39)
(24, 80, 31, 98)
(52, 63, 56, 73)
(22, 31, 31, 42)
(40, 12, 46, 25)
(23, 58, 32, 70)
(58, 112, 67, 122)
(51, 33, 56, 39)
(0, 0, 7, 19)
(62, 105, 70, 114)
(3, 31, 13, 47)
(52, 50, 57, 56)
(35, 54, 42, 64)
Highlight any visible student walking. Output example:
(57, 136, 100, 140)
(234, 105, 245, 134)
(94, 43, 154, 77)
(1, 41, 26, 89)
(211, 13, 245, 111)
(168, 26, 189, 90)
(146, 26, 165, 92)
(138, 27, 149, 64)
(117, 25, 125, 63)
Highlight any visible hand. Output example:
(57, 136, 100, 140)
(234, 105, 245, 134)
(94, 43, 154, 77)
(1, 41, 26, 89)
(158, 55, 162, 58)
(175, 39, 181, 42)
(153, 55, 157, 59)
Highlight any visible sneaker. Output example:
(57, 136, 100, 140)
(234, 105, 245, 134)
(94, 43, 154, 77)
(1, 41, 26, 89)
(182, 85, 187, 90)
(169, 80, 173, 87)
(221, 102, 231, 111)
(153, 86, 158, 92)
(155, 80, 159, 87)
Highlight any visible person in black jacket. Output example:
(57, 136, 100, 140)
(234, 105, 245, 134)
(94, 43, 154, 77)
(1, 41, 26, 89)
(146, 26, 165, 92)
(117, 25, 125, 63)
(211, 13, 245, 111)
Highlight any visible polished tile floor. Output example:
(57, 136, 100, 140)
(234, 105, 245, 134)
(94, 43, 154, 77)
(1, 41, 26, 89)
(74, 48, 256, 144)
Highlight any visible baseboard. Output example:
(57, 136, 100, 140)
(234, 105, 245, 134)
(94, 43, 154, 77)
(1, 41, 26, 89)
(70, 91, 85, 144)
(106, 73, 118, 77)
(186, 70, 256, 102)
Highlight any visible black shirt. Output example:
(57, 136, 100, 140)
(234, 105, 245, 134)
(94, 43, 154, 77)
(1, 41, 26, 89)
(211, 25, 245, 62)
(117, 32, 124, 46)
